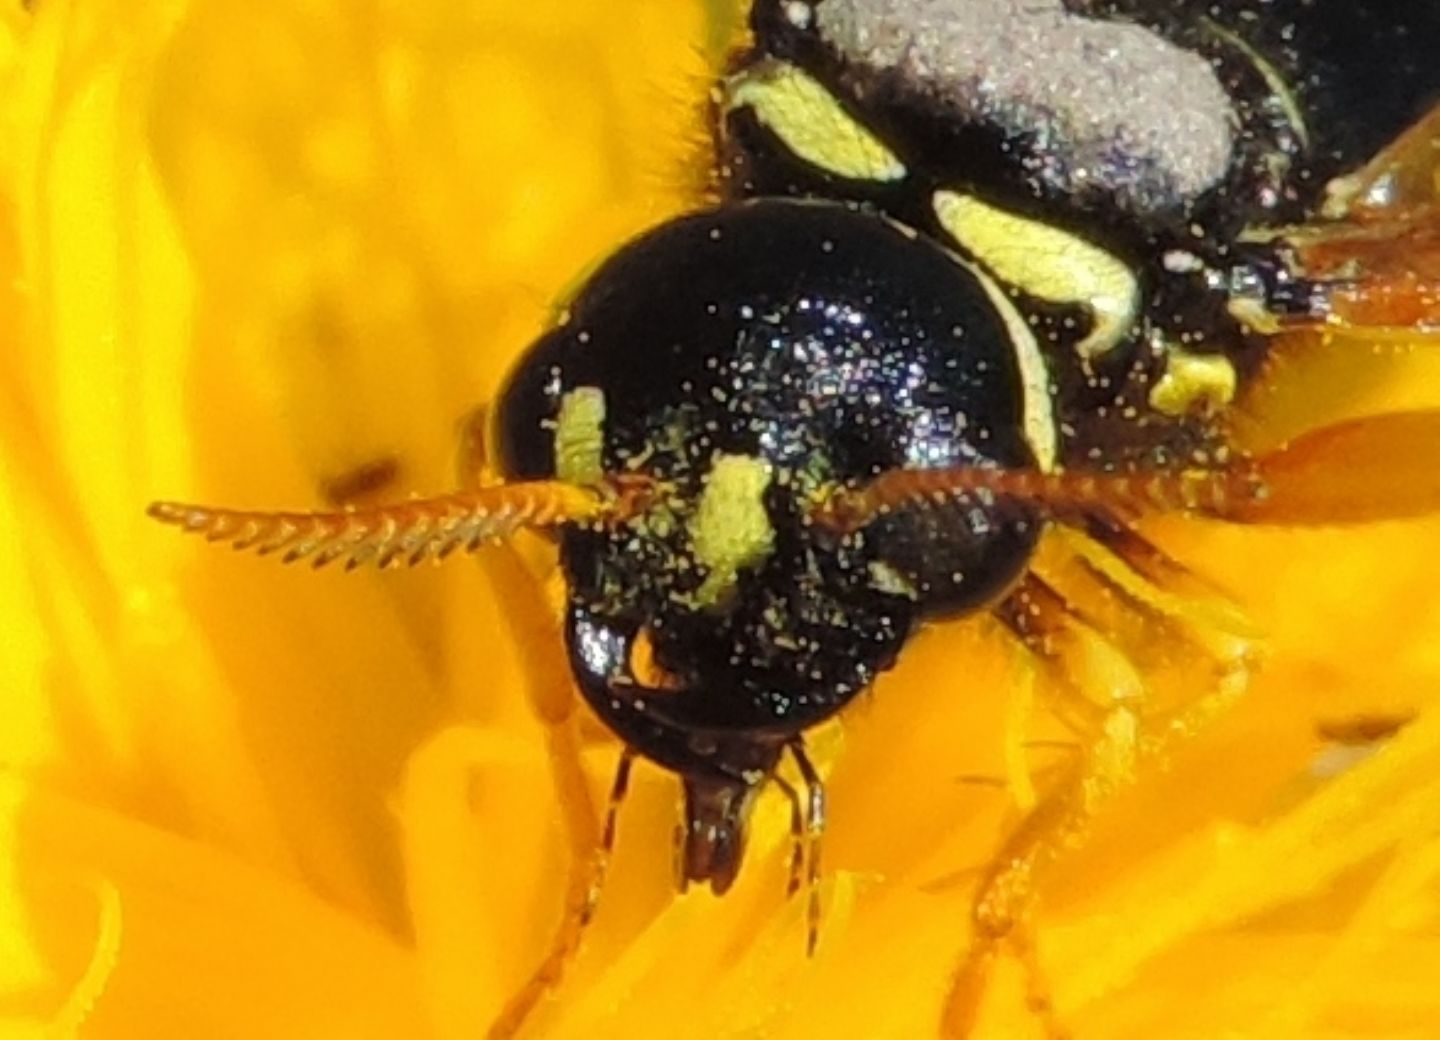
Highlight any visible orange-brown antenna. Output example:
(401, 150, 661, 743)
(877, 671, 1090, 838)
(149, 477, 650, 570)
(815, 410, 1440, 531)
(814, 464, 1266, 531)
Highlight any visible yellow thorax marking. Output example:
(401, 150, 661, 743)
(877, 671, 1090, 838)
(1201, 17, 1310, 151)
(554, 386, 607, 486)
(723, 59, 907, 183)
(1147, 347, 1238, 417)
(933, 189, 1139, 360)
(690, 453, 776, 607)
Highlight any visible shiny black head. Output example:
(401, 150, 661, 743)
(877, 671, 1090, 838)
(497, 199, 1047, 866)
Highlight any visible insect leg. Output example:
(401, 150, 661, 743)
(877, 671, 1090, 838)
(946, 521, 1259, 1036)
(581, 747, 637, 926)
(940, 574, 1129, 1038)
(487, 746, 635, 1040)
(771, 773, 807, 899)
(789, 739, 826, 956)
(1036, 519, 1260, 732)
(483, 543, 606, 1040)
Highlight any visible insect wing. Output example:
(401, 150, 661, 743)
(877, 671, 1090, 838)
(1285, 103, 1440, 333)
(1233, 411, 1440, 525)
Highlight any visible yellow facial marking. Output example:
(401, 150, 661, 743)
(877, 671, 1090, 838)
(690, 453, 776, 607)
(933, 190, 1139, 360)
(1147, 347, 1238, 417)
(554, 386, 606, 486)
(954, 253, 1058, 472)
(724, 59, 907, 183)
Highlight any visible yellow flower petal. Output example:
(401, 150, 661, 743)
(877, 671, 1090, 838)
(6, 774, 428, 1036)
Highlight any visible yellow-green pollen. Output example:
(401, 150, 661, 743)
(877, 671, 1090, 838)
(554, 386, 607, 486)
(690, 453, 776, 607)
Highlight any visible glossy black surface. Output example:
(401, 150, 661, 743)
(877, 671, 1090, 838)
(499, 199, 1040, 781)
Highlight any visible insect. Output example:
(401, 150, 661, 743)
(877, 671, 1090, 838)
(150, 0, 1440, 1035)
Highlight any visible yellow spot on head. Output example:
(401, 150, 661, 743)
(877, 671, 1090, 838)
(724, 60, 907, 183)
(933, 190, 1139, 360)
(690, 454, 775, 607)
(1147, 347, 1237, 417)
(554, 386, 606, 485)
